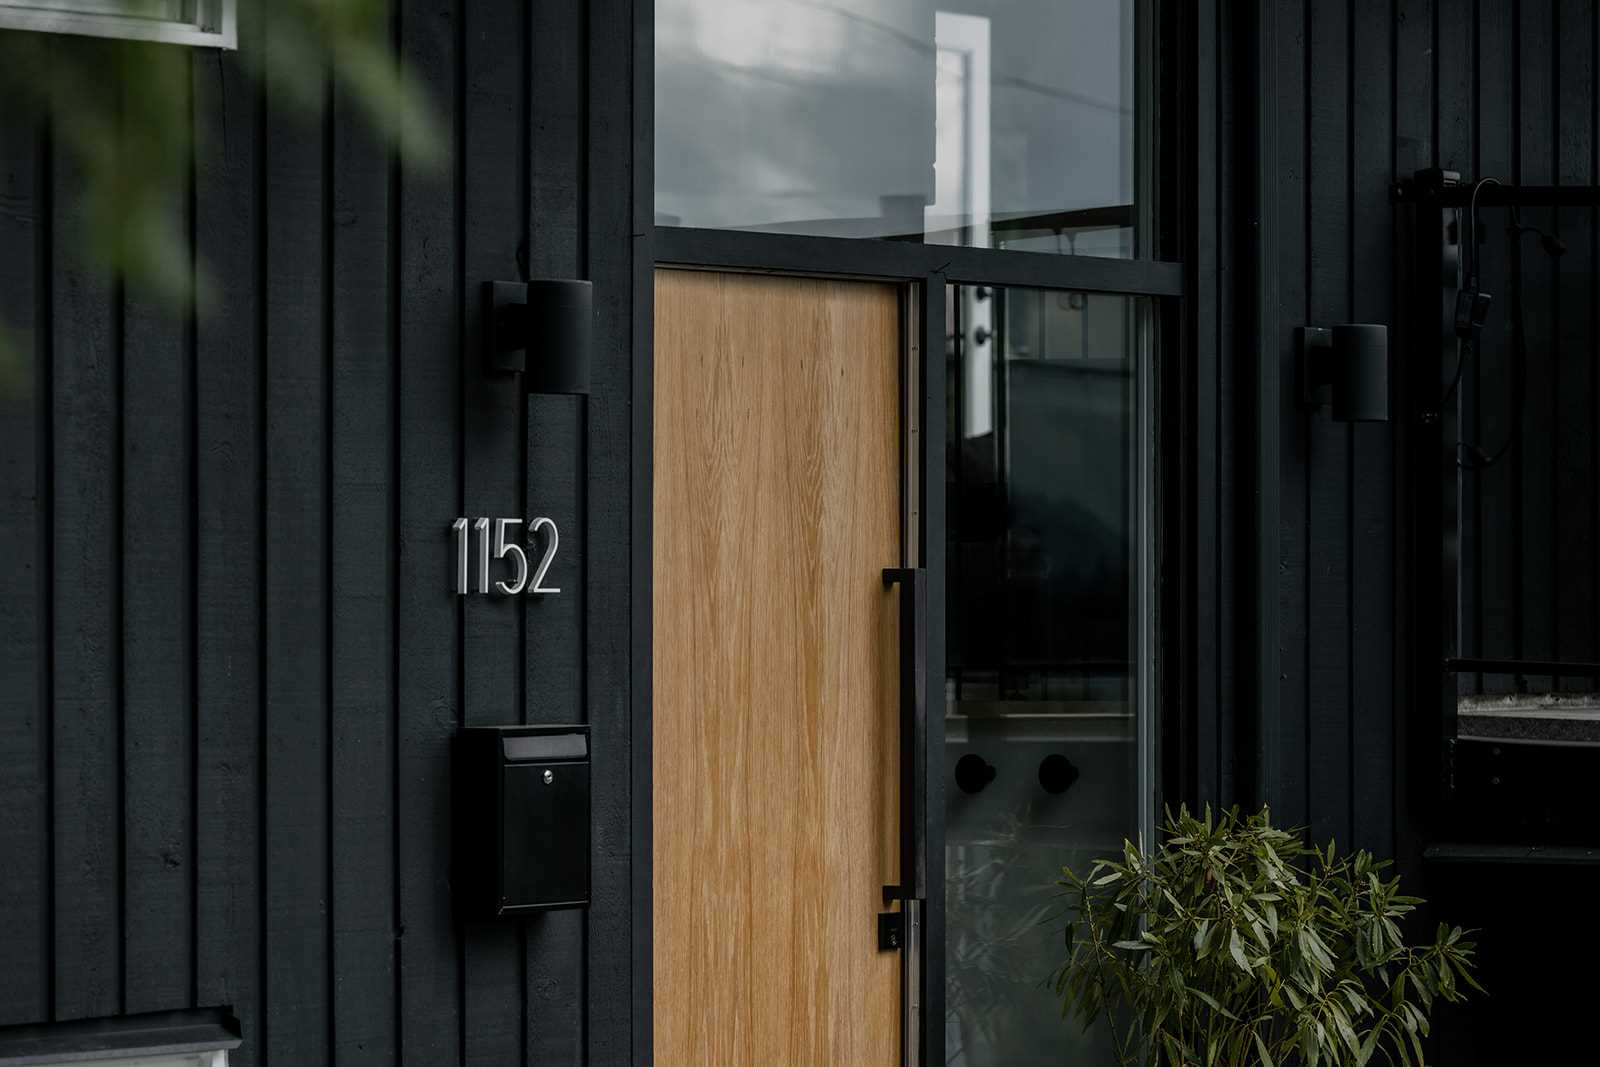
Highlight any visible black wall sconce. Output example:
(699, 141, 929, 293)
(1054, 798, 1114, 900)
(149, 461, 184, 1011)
(1297, 323, 1389, 422)
(484, 279, 592, 394)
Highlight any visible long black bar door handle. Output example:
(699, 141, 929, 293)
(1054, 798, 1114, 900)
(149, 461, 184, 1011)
(882, 567, 926, 905)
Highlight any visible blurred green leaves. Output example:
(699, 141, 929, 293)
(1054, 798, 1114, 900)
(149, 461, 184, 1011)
(252, 0, 441, 170)
(1056, 806, 1483, 1067)
(0, 0, 441, 385)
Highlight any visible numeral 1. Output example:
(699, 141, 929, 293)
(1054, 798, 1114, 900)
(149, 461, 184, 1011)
(453, 517, 470, 595)
(474, 517, 491, 595)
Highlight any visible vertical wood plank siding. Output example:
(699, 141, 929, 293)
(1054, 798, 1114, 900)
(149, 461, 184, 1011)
(0, 0, 636, 1057)
(0, 38, 49, 1030)
(192, 2, 264, 1062)
(1226, 0, 1597, 863)
(49, 37, 123, 1024)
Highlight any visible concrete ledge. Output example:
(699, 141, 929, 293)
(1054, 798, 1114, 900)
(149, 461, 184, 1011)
(1457, 693, 1600, 746)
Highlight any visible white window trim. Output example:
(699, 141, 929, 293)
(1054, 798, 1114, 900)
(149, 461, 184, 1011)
(0, 1, 236, 50)
(27, 1054, 227, 1067)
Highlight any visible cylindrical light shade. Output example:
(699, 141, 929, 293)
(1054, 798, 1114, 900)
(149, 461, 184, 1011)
(525, 279, 592, 395)
(1331, 323, 1389, 422)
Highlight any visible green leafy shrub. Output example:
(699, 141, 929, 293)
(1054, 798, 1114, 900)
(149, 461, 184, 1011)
(1057, 807, 1481, 1066)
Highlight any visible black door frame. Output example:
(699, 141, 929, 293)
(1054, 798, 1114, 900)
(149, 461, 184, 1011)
(628, 2, 1212, 1063)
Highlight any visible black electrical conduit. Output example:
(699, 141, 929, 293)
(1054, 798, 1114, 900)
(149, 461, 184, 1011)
(1444, 175, 1569, 472)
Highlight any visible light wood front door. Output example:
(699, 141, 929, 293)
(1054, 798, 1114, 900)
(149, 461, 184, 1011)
(653, 269, 905, 1065)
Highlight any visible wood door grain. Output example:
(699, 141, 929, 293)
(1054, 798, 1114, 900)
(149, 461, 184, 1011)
(653, 269, 904, 1066)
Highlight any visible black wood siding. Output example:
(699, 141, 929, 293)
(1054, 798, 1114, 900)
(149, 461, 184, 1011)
(0, 0, 638, 1062)
(1452, 1, 1600, 697)
(1184, 12, 1598, 1060)
(1169, 0, 1600, 874)
(1185, 0, 1597, 854)
(1255, 0, 1410, 856)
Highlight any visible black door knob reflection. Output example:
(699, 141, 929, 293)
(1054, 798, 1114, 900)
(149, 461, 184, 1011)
(954, 753, 997, 795)
(1038, 754, 1080, 795)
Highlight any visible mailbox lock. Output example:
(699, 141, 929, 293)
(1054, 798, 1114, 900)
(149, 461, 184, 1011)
(543, 769, 554, 785)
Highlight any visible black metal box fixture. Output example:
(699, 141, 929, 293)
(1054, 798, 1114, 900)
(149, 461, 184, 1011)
(453, 724, 590, 918)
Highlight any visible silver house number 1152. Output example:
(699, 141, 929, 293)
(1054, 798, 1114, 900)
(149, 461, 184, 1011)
(452, 517, 561, 596)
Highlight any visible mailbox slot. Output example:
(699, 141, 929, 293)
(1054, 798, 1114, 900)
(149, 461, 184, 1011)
(454, 724, 590, 918)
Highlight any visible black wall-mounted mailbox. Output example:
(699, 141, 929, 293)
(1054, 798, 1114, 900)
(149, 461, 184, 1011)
(454, 724, 590, 918)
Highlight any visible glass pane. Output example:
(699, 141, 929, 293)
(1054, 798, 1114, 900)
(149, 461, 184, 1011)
(943, 285, 1151, 1064)
(656, 0, 1137, 257)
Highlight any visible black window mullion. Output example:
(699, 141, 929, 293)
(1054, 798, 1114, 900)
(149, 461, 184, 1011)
(653, 226, 1185, 298)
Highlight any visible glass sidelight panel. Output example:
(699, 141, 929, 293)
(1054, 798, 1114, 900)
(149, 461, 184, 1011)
(655, 0, 1138, 257)
(943, 285, 1154, 1065)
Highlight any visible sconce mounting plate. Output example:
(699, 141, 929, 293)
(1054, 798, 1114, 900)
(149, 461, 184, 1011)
(1297, 326, 1333, 408)
(485, 281, 529, 374)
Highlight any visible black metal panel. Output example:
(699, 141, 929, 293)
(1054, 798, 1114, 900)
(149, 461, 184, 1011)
(1170, 0, 1228, 813)
(628, 0, 656, 1061)
(1390, 0, 1435, 888)
(919, 274, 947, 1067)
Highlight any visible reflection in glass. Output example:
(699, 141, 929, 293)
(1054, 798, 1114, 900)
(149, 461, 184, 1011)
(944, 286, 1151, 1064)
(656, 0, 1137, 257)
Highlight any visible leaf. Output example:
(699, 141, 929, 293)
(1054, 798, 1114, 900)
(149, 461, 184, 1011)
(1191, 989, 1239, 1022)
(1331, 1004, 1361, 1055)
(1228, 927, 1253, 975)
(1407, 1022, 1426, 1065)
(1112, 940, 1152, 952)
(1357, 1024, 1381, 1067)
(1253, 1030, 1276, 1067)
(1300, 927, 1335, 973)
